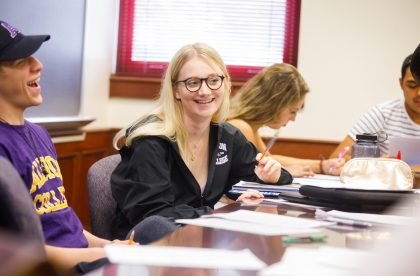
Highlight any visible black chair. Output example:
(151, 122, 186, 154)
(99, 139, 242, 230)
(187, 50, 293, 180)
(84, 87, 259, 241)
(0, 156, 44, 243)
(87, 154, 121, 240)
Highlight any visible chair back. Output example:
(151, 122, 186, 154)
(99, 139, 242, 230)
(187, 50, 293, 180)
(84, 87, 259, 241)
(0, 156, 44, 243)
(87, 154, 121, 240)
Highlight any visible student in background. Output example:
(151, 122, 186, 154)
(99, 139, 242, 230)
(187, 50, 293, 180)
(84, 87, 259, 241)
(228, 63, 344, 177)
(110, 43, 293, 241)
(0, 20, 132, 273)
(412, 43, 420, 83)
(330, 54, 420, 159)
(409, 45, 420, 185)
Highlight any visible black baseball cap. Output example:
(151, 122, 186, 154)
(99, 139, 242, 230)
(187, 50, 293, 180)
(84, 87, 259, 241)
(0, 21, 50, 61)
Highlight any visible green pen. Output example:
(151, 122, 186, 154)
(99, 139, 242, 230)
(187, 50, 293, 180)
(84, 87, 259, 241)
(282, 234, 327, 244)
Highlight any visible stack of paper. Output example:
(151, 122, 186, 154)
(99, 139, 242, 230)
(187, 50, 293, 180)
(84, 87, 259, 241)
(294, 174, 404, 190)
(316, 209, 418, 226)
(176, 209, 332, 236)
(233, 181, 300, 192)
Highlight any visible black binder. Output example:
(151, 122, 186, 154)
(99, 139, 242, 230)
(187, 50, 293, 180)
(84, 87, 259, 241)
(279, 185, 418, 213)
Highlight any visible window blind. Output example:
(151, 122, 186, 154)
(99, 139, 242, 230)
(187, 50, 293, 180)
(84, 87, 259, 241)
(117, 0, 300, 81)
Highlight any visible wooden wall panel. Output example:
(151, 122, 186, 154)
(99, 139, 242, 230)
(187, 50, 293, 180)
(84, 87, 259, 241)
(54, 129, 118, 229)
(57, 153, 79, 212)
(266, 138, 339, 159)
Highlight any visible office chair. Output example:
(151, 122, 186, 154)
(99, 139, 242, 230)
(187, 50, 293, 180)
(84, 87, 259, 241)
(87, 154, 121, 240)
(0, 156, 44, 243)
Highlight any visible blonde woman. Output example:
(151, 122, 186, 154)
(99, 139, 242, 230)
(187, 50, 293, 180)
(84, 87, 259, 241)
(228, 63, 344, 177)
(110, 44, 292, 242)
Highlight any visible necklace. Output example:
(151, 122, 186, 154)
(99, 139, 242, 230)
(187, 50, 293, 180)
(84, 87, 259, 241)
(190, 143, 198, 162)
(0, 117, 49, 176)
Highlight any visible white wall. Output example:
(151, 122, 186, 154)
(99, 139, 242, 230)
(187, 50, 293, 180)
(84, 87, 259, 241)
(81, 0, 420, 141)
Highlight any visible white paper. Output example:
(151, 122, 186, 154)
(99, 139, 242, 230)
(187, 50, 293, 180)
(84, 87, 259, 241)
(294, 174, 398, 190)
(105, 245, 266, 270)
(260, 246, 372, 276)
(209, 210, 330, 228)
(176, 217, 322, 236)
(293, 174, 342, 187)
(388, 137, 420, 166)
(263, 198, 325, 211)
(176, 210, 332, 236)
(322, 209, 418, 226)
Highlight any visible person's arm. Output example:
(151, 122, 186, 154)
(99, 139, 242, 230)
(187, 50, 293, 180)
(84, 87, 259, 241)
(227, 125, 292, 185)
(83, 230, 133, 247)
(83, 230, 112, 247)
(228, 120, 341, 177)
(272, 155, 314, 175)
(45, 245, 106, 270)
(330, 135, 354, 160)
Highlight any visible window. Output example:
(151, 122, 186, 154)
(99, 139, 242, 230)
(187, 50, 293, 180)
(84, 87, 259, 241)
(2, 0, 85, 117)
(116, 0, 300, 81)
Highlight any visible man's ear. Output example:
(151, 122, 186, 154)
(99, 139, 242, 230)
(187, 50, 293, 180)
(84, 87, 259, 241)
(399, 77, 403, 90)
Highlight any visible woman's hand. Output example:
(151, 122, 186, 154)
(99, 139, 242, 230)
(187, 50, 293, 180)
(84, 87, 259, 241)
(323, 158, 346, 176)
(111, 239, 140, 246)
(236, 189, 264, 201)
(255, 153, 282, 183)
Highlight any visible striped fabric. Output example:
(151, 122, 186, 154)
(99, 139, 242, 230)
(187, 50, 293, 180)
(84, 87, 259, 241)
(349, 99, 420, 155)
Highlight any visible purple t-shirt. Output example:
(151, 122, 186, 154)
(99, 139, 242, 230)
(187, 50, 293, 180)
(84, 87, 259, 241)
(0, 121, 88, 248)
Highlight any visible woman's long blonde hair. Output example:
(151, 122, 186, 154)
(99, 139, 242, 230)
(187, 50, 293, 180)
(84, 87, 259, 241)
(229, 63, 309, 125)
(113, 43, 231, 160)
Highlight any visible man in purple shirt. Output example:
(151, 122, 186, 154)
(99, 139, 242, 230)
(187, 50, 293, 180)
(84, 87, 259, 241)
(0, 20, 131, 271)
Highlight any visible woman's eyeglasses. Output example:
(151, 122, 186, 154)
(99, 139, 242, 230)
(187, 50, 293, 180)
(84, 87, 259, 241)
(175, 75, 224, 93)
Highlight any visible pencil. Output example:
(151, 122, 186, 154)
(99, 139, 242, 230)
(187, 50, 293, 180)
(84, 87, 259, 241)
(260, 129, 280, 160)
(128, 230, 135, 245)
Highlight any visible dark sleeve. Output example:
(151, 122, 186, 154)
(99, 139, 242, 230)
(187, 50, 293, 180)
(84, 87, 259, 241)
(227, 129, 293, 190)
(111, 137, 209, 225)
(277, 168, 293, 185)
(226, 130, 261, 190)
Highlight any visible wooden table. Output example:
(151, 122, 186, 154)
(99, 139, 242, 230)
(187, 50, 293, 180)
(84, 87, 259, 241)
(89, 200, 372, 275)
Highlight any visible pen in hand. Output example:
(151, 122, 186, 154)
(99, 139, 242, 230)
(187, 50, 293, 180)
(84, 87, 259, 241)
(329, 146, 349, 174)
(128, 230, 135, 245)
(259, 129, 280, 162)
(338, 146, 350, 160)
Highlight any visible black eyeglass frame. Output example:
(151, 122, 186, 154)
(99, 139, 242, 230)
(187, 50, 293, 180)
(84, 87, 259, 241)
(174, 75, 225, 93)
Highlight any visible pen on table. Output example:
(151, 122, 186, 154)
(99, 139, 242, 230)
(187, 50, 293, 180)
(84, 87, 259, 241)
(327, 217, 373, 228)
(282, 234, 327, 244)
(128, 229, 135, 245)
(396, 150, 401, 160)
(259, 129, 280, 161)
